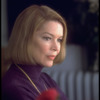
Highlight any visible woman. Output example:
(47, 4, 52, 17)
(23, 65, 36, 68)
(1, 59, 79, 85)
(2, 5, 68, 100)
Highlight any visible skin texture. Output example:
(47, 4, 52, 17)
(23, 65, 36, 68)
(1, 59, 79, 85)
(29, 21, 63, 67)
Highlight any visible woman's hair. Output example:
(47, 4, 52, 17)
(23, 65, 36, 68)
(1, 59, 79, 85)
(4, 5, 67, 65)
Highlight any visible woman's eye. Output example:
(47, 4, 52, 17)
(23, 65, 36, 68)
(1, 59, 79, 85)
(43, 37, 51, 41)
(57, 39, 63, 43)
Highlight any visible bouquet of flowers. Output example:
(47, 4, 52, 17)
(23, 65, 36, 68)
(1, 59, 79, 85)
(36, 88, 60, 100)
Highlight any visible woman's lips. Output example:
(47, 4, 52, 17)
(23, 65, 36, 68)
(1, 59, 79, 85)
(47, 55, 56, 60)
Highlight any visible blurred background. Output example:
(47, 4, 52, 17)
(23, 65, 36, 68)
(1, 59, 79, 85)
(1, 0, 99, 100)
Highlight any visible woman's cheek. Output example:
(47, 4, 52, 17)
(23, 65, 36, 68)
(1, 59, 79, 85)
(38, 43, 49, 53)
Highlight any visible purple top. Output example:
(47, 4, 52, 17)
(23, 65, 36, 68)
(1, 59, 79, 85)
(2, 64, 68, 100)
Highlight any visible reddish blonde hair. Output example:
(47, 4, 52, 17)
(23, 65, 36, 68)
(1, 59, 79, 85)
(4, 5, 67, 65)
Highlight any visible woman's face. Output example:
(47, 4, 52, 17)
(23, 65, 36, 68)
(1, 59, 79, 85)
(30, 21, 63, 67)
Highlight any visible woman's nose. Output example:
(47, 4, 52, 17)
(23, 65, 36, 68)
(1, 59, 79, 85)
(51, 40, 60, 51)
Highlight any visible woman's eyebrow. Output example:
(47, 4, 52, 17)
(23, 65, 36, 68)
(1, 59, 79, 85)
(42, 32, 63, 38)
(42, 32, 54, 37)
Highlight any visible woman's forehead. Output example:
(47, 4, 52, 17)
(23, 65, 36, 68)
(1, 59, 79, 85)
(36, 21, 63, 35)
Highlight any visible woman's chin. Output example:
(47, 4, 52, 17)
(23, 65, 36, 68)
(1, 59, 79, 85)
(43, 62, 53, 68)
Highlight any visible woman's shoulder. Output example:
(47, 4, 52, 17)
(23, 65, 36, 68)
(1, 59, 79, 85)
(2, 80, 36, 100)
(2, 64, 21, 83)
(2, 66, 36, 100)
(41, 72, 57, 87)
(41, 72, 53, 81)
(2, 64, 27, 92)
(41, 72, 68, 100)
